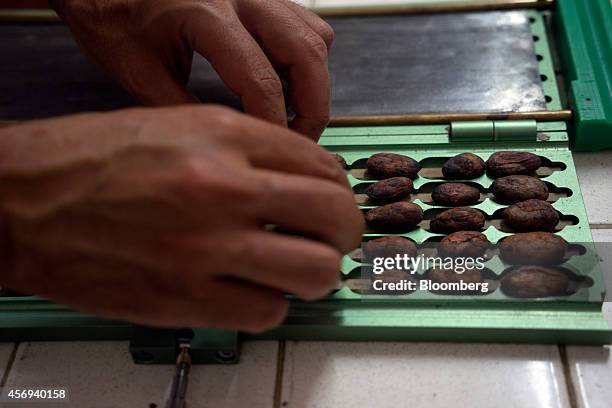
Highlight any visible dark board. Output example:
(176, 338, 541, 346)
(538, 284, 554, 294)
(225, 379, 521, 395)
(0, 10, 545, 120)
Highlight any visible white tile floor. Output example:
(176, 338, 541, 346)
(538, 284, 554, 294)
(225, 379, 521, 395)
(1, 341, 278, 408)
(281, 342, 570, 408)
(566, 228, 612, 408)
(566, 345, 612, 408)
(574, 152, 612, 226)
(0, 343, 15, 381)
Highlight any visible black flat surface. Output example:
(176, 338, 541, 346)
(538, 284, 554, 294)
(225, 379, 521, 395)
(0, 10, 546, 120)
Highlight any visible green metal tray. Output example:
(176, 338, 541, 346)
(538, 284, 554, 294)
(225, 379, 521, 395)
(252, 121, 611, 344)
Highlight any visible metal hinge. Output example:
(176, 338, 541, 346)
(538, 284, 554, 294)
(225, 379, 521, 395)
(450, 120, 537, 142)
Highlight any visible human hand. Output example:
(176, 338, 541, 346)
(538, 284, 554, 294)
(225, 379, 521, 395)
(53, 0, 334, 139)
(0, 106, 362, 332)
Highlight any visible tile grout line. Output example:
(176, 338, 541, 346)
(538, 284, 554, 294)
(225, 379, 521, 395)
(589, 224, 612, 229)
(0, 342, 19, 387)
(558, 344, 579, 408)
(273, 341, 286, 408)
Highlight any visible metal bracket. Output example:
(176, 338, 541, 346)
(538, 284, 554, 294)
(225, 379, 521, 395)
(450, 120, 538, 142)
(129, 327, 240, 365)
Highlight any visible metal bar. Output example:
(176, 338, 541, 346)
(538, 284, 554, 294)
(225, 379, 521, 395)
(329, 110, 572, 126)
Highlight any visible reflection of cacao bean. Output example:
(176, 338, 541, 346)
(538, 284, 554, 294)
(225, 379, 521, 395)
(501, 266, 571, 298)
(369, 269, 417, 294)
(431, 183, 480, 206)
(367, 153, 421, 179)
(499, 232, 567, 265)
(365, 202, 424, 231)
(438, 231, 489, 258)
(366, 177, 413, 202)
(428, 268, 483, 284)
(492, 175, 549, 203)
(332, 153, 349, 170)
(486, 151, 541, 178)
(430, 207, 485, 233)
(442, 153, 486, 179)
(363, 236, 418, 259)
(503, 199, 559, 232)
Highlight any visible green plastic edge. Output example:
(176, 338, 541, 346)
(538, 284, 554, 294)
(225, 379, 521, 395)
(554, 0, 612, 151)
(529, 10, 563, 111)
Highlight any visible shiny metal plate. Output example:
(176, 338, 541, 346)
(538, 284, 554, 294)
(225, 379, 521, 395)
(0, 10, 546, 120)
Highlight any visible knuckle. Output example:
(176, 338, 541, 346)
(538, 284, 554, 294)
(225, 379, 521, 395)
(302, 30, 329, 62)
(322, 187, 364, 251)
(303, 116, 331, 135)
(243, 297, 289, 333)
(324, 161, 347, 184)
(310, 149, 347, 184)
(251, 70, 284, 99)
(223, 235, 258, 261)
(199, 105, 241, 129)
(302, 251, 341, 299)
(318, 22, 335, 48)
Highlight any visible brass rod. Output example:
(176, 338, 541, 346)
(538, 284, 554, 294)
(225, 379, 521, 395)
(329, 110, 572, 126)
(0, 10, 60, 23)
(0, 0, 554, 23)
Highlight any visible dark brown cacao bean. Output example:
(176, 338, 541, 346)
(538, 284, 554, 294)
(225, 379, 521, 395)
(367, 153, 421, 179)
(438, 231, 489, 258)
(491, 175, 549, 203)
(363, 236, 418, 259)
(365, 202, 424, 231)
(486, 151, 541, 178)
(366, 177, 413, 202)
(429, 207, 485, 233)
(501, 266, 572, 298)
(499, 232, 567, 265)
(431, 183, 480, 206)
(442, 153, 486, 179)
(503, 199, 559, 232)
(426, 268, 490, 295)
(332, 153, 349, 170)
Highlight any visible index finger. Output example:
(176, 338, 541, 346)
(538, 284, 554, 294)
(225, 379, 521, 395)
(238, 1, 332, 140)
(183, 7, 288, 126)
(223, 111, 350, 189)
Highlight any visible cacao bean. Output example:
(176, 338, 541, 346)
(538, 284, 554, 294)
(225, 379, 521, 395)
(367, 153, 421, 179)
(503, 199, 559, 232)
(365, 202, 424, 231)
(431, 183, 480, 206)
(491, 175, 549, 203)
(486, 151, 541, 178)
(366, 177, 413, 202)
(442, 153, 486, 179)
(429, 207, 485, 233)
